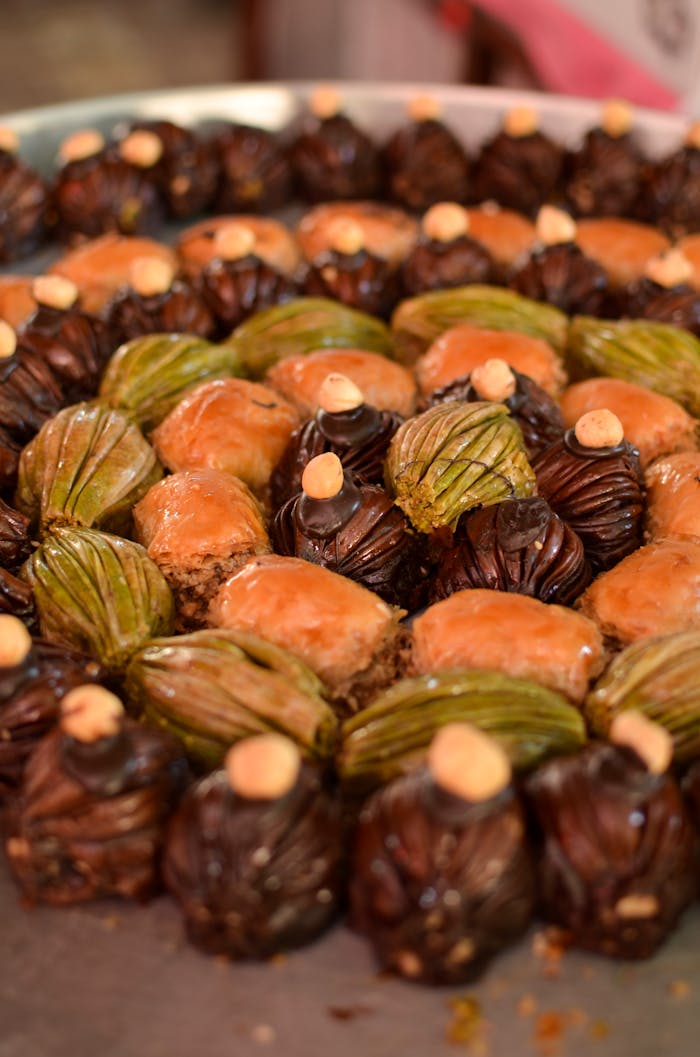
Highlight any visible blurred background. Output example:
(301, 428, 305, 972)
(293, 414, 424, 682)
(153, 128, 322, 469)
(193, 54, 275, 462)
(0, 0, 695, 114)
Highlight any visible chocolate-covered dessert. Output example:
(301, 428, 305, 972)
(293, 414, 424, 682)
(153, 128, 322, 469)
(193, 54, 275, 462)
(0, 129, 47, 262)
(508, 205, 609, 316)
(0, 616, 105, 804)
(303, 217, 401, 318)
(0, 497, 31, 570)
(533, 410, 645, 572)
(121, 119, 218, 219)
(104, 256, 216, 343)
(635, 122, 700, 238)
(424, 357, 565, 459)
(51, 128, 164, 243)
(382, 96, 470, 211)
(350, 723, 535, 984)
(621, 249, 700, 335)
(526, 712, 697, 959)
(430, 496, 590, 606)
(565, 100, 643, 217)
(215, 122, 293, 214)
(196, 220, 300, 334)
(0, 568, 34, 625)
(401, 202, 495, 295)
(272, 452, 424, 609)
(472, 106, 563, 217)
(5, 685, 187, 904)
(164, 734, 344, 958)
(270, 373, 402, 508)
(291, 86, 382, 202)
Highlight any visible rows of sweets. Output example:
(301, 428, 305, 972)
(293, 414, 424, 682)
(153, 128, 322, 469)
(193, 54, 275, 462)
(0, 89, 699, 985)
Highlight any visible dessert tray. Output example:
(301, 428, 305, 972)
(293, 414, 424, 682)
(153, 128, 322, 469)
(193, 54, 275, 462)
(1, 83, 700, 1057)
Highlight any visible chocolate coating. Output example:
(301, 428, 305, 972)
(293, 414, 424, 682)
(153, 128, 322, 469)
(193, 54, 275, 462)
(383, 119, 470, 212)
(17, 303, 114, 402)
(304, 249, 401, 319)
(526, 742, 698, 959)
(620, 278, 700, 336)
(292, 113, 382, 202)
(198, 255, 300, 333)
(635, 147, 700, 238)
(0, 149, 47, 262)
(533, 429, 645, 572)
(0, 568, 35, 627)
(51, 151, 164, 243)
(270, 404, 402, 510)
(401, 234, 495, 296)
(350, 768, 535, 984)
(163, 763, 344, 958)
(0, 641, 105, 804)
(272, 476, 426, 609)
(5, 718, 187, 903)
(0, 497, 31, 569)
(0, 347, 65, 446)
(127, 118, 219, 219)
(105, 280, 216, 344)
(565, 129, 642, 218)
(425, 369, 565, 459)
(508, 241, 609, 317)
(472, 131, 564, 218)
(0, 426, 22, 494)
(215, 123, 294, 213)
(430, 497, 591, 606)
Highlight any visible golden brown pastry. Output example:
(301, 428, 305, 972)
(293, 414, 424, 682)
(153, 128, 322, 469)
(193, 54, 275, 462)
(49, 233, 177, 314)
(296, 201, 417, 268)
(151, 378, 300, 496)
(411, 588, 605, 704)
(133, 469, 271, 628)
(0, 276, 37, 328)
(559, 377, 698, 468)
(575, 218, 670, 287)
(464, 204, 536, 272)
(266, 348, 417, 418)
(675, 232, 700, 292)
(644, 452, 700, 543)
(415, 323, 567, 398)
(577, 539, 700, 647)
(175, 215, 301, 281)
(209, 554, 407, 712)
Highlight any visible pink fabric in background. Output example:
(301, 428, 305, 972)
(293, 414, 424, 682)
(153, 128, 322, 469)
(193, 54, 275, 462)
(474, 0, 679, 109)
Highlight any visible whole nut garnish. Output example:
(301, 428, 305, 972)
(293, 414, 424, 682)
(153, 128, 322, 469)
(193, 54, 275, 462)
(226, 733, 301, 799)
(58, 128, 105, 164)
(60, 684, 124, 743)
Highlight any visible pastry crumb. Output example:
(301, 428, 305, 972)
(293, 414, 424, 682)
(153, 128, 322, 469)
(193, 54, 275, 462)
(446, 994, 489, 1051)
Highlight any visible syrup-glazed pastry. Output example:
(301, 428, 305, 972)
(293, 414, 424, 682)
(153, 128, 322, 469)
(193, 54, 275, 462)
(269, 373, 403, 508)
(0, 497, 31, 570)
(0, 126, 47, 263)
(119, 119, 219, 218)
(272, 452, 424, 609)
(559, 377, 698, 469)
(574, 217, 670, 289)
(415, 322, 567, 399)
(164, 734, 344, 958)
(424, 357, 565, 459)
(565, 99, 644, 217)
(382, 95, 471, 211)
(533, 410, 645, 572)
(51, 127, 164, 243)
(303, 215, 402, 318)
(577, 538, 700, 647)
(411, 588, 604, 704)
(296, 200, 418, 271)
(644, 452, 700, 544)
(151, 377, 300, 497)
(429, 496, 590, 607)
(472, 106, 564, 217)
(133, 469, 271, 629)
(463, 203, 536, 275)
(508, 205, 609, 316)
(0, 615, 105, 804)
(103, 255, 216, 343)
(175, 214, 301, 283)
(350, 723, 535, 984)
(291, 85, 382, 202)
(525, 712, 697, 959)
(401, 202, 495, 295)
(48, 232, 177, 314)
(5, 685, 188, 904)
(214, 121, 293, 214)
(621, 249, 700, 335)
(0, 276, 38, 330)
(266, 348, 417, 419)
(209, 554, 410, 714)
(635, 120, 700, 238)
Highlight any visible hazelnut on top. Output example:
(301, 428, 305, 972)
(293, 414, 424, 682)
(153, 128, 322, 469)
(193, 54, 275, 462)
(58, 128, 105, 164)
(0, 127, 19, 154)
(317, 372, 365, 414)
(609, 710, 673, 775)
(212, 222, 257, 261)
(60, 685, 124, 744)
(644, 249, 694, 289)
(0, 319, 17, 359)
(0, 614, 32, 668)
(309, 84, 343, 121)
(427, 722, 512, 802)
(32, 275, 79, 311)
(601, 99, 634, 139)
(535, 205, 577, 246)
(225, 733, 301, 800)
(422, 202, 470, 243)
(301, 451, 345, 500)
(470, 358, 517, 402)
(119, 129, 164, 169)
(574, 409, 625, 449)
(503, 106, 539, 139)
(326, 217, 365, 257)
(407, 95, 442, 123)
(128, 256, 176, 297)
